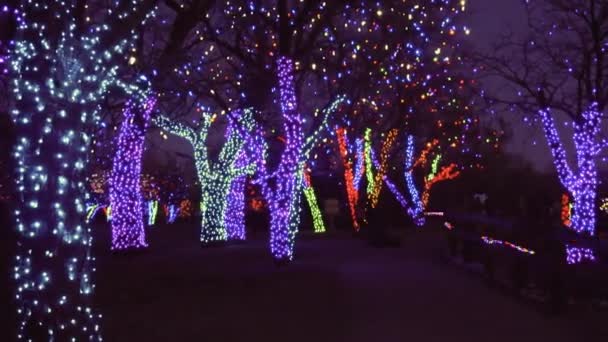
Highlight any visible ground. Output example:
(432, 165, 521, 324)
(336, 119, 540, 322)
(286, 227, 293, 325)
(94, 222, 608, 342)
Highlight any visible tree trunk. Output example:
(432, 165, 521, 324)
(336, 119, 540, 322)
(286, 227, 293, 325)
(337, 128, 359, 231)
(265, 56, 305, 261)
(109, 97, 155, 250)
(225, 176, 247, 241)
(199, 174, 231, 245)
(404, 135, 425, 226)
(13, 99, 102, 339)
(303, 171, 325, 233)
(539, 107, 599, 235)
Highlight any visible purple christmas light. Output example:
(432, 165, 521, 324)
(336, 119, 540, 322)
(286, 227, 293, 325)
(353, 138, 365, 191)
(565, 246, 596, 265)
(264, 56, 305, 261)
(405, 135, 425, 226)
(109, 96, 156, 250)
(154, 109, 255, 245)
(239, 57, 344, 261)
(539, 104, 600, 235)
(225, 150, 250, 241)
(370, 148, 417, 221)
(225, 176, 247, 240)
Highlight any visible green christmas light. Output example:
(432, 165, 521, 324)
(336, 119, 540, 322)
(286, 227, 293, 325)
(153, 109, 255, 245)
(303, 169, 325, 233)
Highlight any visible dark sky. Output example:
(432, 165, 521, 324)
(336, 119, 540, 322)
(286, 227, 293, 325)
(148, 0, 559, 179)
(468, 0, 556, 172)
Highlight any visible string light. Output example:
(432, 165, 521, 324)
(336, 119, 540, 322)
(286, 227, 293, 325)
(353, 138, 365, 192)
(154, 109, 255, 245)
(10, 1, 156, 339)
(104, 206, 112, 222)
(369, 129, 398, 208)
(109, 97, 156, 250)
(147, 200, 158, 226)
(481, 236, 535, 255)
(245, 57, 345, 261)
(561, 193, 572, 227)
(225, 175, 247, 241)
(364, 128, 375, 198)
(600, 198, 608, 214)
(370, 149, 415, 219)
(303, 168, 326, 233)
(565, 246, 596, 265)
(337, 127, 359, 231)
(539, 104, 600, 235)
(179, 199, 193, 218)
(166, 205, 179, 224)
(422, 155, 460, 207)
(85, 204, 103, 223)
(405, 135, 425, 226)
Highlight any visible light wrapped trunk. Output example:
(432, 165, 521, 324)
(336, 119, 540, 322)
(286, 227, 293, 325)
(225, 175, 247, 241)
(265, 56, 306, 261)
(336, 127, 359, 231)
(539, 105, 600, 235)
(13, 98, 102, 340)
(109, 97, 156, 250)
(302, 169, 326, 233)
(404, 135, 425, 226)
(199, 173, 231, 244)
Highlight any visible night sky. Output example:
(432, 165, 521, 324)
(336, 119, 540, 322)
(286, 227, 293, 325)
(468, 0, 556, 171)
(144, 0, 558, 176)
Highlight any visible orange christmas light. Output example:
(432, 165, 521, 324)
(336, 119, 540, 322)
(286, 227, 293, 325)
(422, 163, 460, 207)
(337, 127, 360, 231)
(561, 193, 572, 227)
(369, 129, 399, 208)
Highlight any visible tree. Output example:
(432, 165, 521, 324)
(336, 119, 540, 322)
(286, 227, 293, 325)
(203, 0, 354, 261)
(9, 0, 155, 338)
(476, 0, 608, 235)
(153, 109, 256, 245)
(324, 1, 472, 228)
(109, 97, 157, 249)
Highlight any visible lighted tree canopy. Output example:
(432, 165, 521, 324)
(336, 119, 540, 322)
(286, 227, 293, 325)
(4, 0, 499, 339)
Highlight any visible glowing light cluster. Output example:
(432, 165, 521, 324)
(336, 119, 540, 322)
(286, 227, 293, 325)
(246, 56, 345, 260)
(86, 203, 104, 223)
(539, 105, 600, 235)
(481, 236, 536, 255)
(109, 97, 157, 250)
(601, 198, 608, 214)
(364, 128, 375, 198)
(303, 168, 326, 233)
(369, 129, 398, 208)
(370, 147, 417, 220)
(353, 138, 365, 191)
(9, 1, 159, 338)
(154, 108, 255, 245)
(147, 200, 158, 226)
(179, 199, 193, 218)
(10, 0, 156, 338)
(225, 148, 251, 241)
(337, 127, 359, 231)
(565, 246, 596, 265)
(561, 193, 572, 227)
(225, 176, 247, 240)
(422, 154, 460, 207)
(405, 135, 425, 226)
(164, 204, 179, 224)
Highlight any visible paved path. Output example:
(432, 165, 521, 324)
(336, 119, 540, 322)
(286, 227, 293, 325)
(95, 226, 608, 341)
